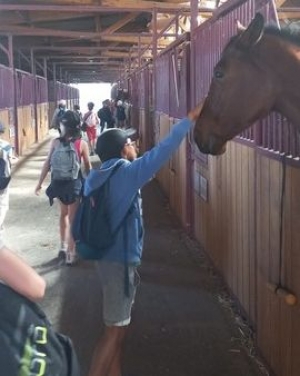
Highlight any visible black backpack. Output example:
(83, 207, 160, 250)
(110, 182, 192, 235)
(72, 161, 132, 260)
(0, 284, 81, 376)
(0, 144, 11, 190)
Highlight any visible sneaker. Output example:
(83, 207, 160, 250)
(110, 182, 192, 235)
(66, 251, 77, 266)
(58, 249, 66, 260)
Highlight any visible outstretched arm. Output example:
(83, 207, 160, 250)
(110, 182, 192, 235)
(127, 101, 204, 190)
(0, 247, 46, 301)
(35, 139, 56, 195)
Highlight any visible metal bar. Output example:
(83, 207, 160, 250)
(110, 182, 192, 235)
(43, 58, 47, 78)
(138, 35, 141, 68)
(128, 48, 132, 76)
(0, 41, 9, 57)
(171, 53, 180, 109)
(190, 0, 199, 31)
(136, 11, 182, 63)
(175, 13, 179, 37)
(18, 50, 30, 65)
(8, 35, 13, 68)
(152, 8, 157, 115)
(53, 63, 57, 102)
(19, 49, 45, 72)
(31, 48, 39, 142)
(156, 12, 181, 39)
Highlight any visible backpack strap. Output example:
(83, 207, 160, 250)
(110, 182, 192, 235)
(73, 139, 81, 162)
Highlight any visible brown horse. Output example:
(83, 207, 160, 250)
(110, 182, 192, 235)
(194, 13, 300, 155)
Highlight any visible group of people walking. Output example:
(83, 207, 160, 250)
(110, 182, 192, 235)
(51, 99, 130, 156)
(0, 97, 202, 376)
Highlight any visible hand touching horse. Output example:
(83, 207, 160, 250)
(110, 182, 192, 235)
(194, 13, 300, 155)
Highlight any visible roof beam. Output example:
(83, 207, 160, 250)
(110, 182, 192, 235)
(0, 24, 154, 42)
(38, 52, 139, 59)
(277, 7, 300, 13)
(278, 11, 300, 19)
(0, 12, 96, 26)
(0, 2, 214, 14)
(275, 0, 287, 7)
(102, 12, 138, 34)
(57, 62, 121, 66)
(29, 46, 144, 52)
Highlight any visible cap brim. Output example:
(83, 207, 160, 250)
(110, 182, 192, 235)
(125, 128, 137, 139)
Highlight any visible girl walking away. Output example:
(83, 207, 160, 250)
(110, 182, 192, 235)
(82, 102, 100, 156)
(35, 110, 91, 265)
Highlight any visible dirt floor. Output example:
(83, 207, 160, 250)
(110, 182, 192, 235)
(5, 136, 267, 376)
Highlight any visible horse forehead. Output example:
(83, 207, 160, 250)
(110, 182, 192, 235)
(217, 52, 251, 73)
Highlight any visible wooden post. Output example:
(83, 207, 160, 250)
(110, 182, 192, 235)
(8, 35, 19, 155)
(31, 48, 39, 142)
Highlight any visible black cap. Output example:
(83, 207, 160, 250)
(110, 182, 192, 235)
(96, 128, 137, 161)
(60, 110, 81, 129)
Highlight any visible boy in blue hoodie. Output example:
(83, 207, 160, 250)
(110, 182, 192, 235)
(87, 103, 203, 376)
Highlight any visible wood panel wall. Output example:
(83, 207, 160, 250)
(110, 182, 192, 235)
(37, 103, 49, 141)
(139, 105, 300, 376)
(256, 155, 300, 376)
(194, 141, 256, 323)
(17, 106, 36, 155)
(193, 140, 300, 376)
(0, 109, 16, 148)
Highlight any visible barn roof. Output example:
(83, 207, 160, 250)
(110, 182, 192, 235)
(0, 0, 299, 83)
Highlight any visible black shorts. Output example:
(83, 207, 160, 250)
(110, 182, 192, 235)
(46, 178, 82, 206)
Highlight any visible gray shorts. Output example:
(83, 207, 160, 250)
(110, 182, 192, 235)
(96, 261, 140, 327)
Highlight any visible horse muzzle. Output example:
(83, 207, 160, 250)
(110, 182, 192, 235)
(194, 132, 227, 155)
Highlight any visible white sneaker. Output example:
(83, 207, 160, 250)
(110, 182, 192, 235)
(66, 251, 77, 266)
(58, 249, 66, 260)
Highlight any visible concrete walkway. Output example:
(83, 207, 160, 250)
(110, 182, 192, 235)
(5, 138, 266, 376)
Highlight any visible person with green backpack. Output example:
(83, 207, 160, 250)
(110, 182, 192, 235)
(0, 242, 81, 376)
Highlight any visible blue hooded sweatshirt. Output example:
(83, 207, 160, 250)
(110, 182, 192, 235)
(84, 117, 193, 265)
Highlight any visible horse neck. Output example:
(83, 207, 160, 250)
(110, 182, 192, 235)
(263, 37, 300, 128)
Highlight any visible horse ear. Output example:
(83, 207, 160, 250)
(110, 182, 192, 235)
(237, 13, 264, 49)
(236, 20, 246, 33)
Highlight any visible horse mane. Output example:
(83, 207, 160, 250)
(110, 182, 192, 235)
(225, 23, 300, 52)
(264, 25, 300, 47)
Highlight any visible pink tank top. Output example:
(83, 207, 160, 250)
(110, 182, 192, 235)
(74, 139, 81, 162)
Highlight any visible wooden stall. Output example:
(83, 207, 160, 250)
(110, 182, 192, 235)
(133, 0, 300, 375)
(154, 34, 192, 230)
(0, 65, 15, 147)
(190, 1, 300, 375)
(0, 65, 78, 156)
(15, 70, 36, 154)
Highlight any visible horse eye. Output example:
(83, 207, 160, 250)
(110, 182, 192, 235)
(214, 70, 224, 79)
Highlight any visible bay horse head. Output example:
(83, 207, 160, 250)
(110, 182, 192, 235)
(194, 13, 300, 155)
